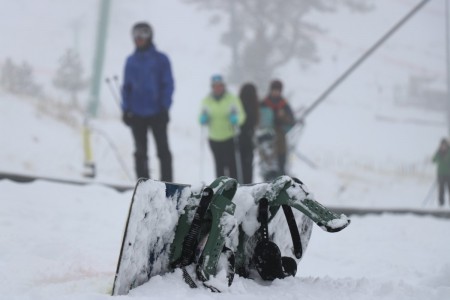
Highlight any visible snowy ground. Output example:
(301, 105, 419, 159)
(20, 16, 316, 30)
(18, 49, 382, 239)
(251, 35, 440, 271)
(1, 179, 449, 300)
(1, 0, 450, 299)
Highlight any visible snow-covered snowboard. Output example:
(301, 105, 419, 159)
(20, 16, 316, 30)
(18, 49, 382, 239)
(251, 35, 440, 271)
(255, 128, 280, 181)
(112, 176, 350, 295)
(111, 179, 192, 295)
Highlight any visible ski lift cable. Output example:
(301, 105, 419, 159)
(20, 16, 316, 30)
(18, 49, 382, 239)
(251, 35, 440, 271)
(286, 0, 431, 170)
(297, 0, 432, 122)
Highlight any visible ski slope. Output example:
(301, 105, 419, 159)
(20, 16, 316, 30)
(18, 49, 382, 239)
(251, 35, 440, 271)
(0, 0, 446, 208)
(0, 0, 449, 299)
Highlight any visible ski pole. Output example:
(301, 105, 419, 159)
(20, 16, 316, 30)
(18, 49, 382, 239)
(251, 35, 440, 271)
(199, 126, 206, 182)
(422, 180, 437, 207)
(232, 125, 243, 183)
(113, 75, 121, 96)
(91, 127, 134, 182)
(105, 76, 121, 108)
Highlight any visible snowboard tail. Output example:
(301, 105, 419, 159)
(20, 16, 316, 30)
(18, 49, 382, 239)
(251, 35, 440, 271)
(112, 179, 191, 296)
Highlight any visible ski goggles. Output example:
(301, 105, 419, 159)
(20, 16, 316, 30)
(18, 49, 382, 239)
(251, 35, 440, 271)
(133, 28, 152, 40)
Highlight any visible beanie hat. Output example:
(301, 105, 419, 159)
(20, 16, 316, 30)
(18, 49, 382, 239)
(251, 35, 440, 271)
(211, 74, 225, 85)
(270, 80, 283, 91)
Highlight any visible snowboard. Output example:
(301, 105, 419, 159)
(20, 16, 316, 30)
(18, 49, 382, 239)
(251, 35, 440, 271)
(111, 179, 192, 296)
(255, 128, 280, 181)
(256, 106, 279, 181)
(112, 176, 350, 295)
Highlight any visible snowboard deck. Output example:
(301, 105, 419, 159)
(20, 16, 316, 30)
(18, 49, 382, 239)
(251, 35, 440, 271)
(112, 179, 191, 296)
(112, 176, 350, 295)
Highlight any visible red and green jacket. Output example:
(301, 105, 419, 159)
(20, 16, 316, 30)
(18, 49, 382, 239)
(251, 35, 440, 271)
(433, 150, 450, 176)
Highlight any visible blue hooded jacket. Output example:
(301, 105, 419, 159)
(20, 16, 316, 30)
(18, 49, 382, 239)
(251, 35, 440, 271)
(122, 45, 174, 116)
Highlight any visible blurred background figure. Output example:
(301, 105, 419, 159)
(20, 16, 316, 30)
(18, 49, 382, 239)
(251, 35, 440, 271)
(432, 138, 450, 207)
(238, 83, 260, 184)
(199, 75, 246, 181)
(260, 80, 295, 177)
(121, 22, 174, 181)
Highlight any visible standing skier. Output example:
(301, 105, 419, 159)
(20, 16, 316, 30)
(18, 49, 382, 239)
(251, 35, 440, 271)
(432, 138, 450, 206)
(199, 75, 246, 180)
(121, 22, 174, 181)
(260, 80, 295, 176)
(238, 83, 260, 184)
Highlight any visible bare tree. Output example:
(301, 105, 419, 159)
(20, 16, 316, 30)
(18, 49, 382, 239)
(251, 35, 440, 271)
(53, 48, 88, 108)
(185, 0, 373, 90)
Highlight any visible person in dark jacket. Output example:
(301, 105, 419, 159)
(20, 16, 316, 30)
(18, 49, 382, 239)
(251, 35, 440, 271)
(122, 22, 174, 181)
(238, 83, 259, 184)
(260, 80, 295, 176)
(433, 138, 450, 206)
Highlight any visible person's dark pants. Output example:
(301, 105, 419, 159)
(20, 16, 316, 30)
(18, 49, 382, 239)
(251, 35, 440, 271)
(130, 112, 172, 182)
(438, 175, 450, 206)
(239, 130, 254, 184)
(209, 138, 237, 180)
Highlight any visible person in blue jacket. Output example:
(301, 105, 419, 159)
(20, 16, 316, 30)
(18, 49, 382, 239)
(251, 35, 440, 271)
(122, 22, 174, 181)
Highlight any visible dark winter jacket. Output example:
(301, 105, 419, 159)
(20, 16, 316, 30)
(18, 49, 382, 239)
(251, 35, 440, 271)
(433, 149, 450, 177)
(240, 98, 259, 135)
(122, 45, 174, 117)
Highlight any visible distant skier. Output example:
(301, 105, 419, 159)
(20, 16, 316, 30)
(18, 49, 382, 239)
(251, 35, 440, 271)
(260, 80, 295, 177)
(432, 138, 450, 206)
(238, 83, 260, 184)
(121, 22, 174, 181)
(199, 75, 246, 180)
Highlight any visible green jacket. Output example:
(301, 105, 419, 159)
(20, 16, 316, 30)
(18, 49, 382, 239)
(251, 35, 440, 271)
(200, 92, 246, 142)
(433, 150, 450, 176)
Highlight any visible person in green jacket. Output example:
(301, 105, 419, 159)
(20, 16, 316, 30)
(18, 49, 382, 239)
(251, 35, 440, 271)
(199, 75, 246, 180)
(433, 138, 450, 206)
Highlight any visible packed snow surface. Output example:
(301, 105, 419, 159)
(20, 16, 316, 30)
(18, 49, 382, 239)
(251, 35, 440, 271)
(1, 179, 450, 300)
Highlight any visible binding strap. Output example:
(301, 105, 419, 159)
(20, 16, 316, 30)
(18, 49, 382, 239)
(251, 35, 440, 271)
(281, 205, 303, 259)
(172, 187, 214, 268)
(172, 187, 213, 290)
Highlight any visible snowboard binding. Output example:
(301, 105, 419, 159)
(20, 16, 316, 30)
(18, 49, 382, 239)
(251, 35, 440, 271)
(252, 198, 297, 281)
(169, 176, 350, 290)
(170, 176, 238, 291)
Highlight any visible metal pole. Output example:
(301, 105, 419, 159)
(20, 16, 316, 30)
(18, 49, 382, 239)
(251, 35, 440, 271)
(446, 0, 450, 136)
(299, 0, 431, 120)
(87, 0, 112, 118)
(230, 0, 240, 84)
(83, 0, 112, 177)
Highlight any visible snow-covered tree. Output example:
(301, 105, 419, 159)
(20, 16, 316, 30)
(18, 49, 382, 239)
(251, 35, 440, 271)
(184, 0, 373, 90)
(53, 48, 88, 108)
(0, 58, 16, 91)
(0, 58, 42, 96)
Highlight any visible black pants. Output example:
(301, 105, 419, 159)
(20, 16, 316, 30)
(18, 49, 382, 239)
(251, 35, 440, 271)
(209, 138, 237, 180)
(438, 175, 450, 206)
(130, 112, 172, 181)
(239, 130, 254, 184)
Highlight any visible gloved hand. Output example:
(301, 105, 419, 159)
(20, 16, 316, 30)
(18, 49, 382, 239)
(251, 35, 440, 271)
(122, 111, 134, 127)
(200, 112, 209, 125)
(229, 112, 238, 126)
